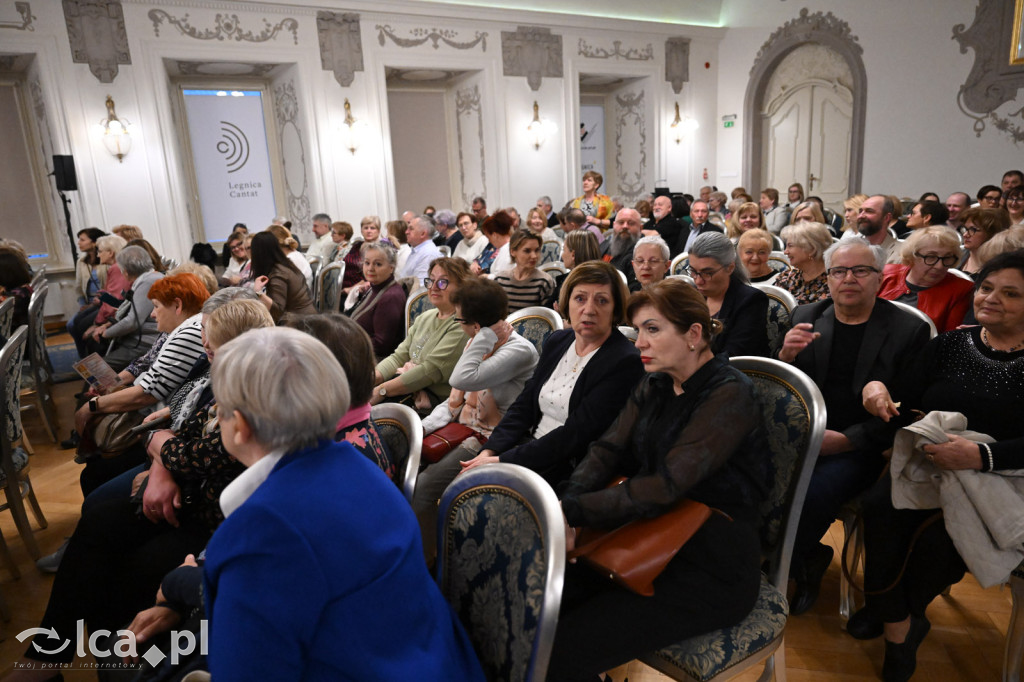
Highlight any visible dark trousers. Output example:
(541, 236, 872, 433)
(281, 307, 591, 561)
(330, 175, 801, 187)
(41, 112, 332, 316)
(412, 437, 484, 563)
(861, 474, 966, 622)
(26, 497, 210, 664)
(792, 449, 885, 571)
(545, 514, 761, 681)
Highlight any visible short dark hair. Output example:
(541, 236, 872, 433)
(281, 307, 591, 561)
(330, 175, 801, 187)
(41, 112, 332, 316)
(1003, 170, 1024, 184)
(761, 188, 779, 205)
(450, 278, 507, 327)
(977, 184, 1002, 201)
(286, 313, 375, 407)
(456, 211, 477, 227)
(917, 200, 949, 226)
(0, 252, 31, 290)
(976, 249, 1024, 293)
(626, 278, 722, 346)
(559, 261, 629, 326)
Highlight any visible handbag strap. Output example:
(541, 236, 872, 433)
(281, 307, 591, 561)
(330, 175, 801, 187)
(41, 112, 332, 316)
(840, 509, 943, 596)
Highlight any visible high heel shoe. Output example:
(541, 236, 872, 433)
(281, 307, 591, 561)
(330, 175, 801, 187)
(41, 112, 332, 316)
(881, 614, 930, 682)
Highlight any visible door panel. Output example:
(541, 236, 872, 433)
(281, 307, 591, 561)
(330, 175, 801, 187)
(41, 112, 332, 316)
(809, 86, 852, 207)
(764, 87, 810, 195)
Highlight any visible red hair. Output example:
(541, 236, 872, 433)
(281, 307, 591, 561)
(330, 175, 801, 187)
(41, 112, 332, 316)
(148, 273, 210, 316)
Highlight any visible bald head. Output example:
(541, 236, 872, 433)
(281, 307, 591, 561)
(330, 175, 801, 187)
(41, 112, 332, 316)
(613, 208, 643, 237)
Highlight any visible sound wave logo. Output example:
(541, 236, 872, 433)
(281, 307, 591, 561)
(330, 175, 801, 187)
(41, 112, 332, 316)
(216, 121, 249, 173)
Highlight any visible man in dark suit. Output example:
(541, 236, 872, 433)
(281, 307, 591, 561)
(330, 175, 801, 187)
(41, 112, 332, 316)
(779, 239, 931, 615)
(645, 195, 685, 257)
(681, 200, 722, 253)
(537, 195, 559, 227)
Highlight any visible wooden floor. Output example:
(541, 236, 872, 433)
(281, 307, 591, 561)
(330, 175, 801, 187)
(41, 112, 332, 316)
(0, 338, 1016, 680)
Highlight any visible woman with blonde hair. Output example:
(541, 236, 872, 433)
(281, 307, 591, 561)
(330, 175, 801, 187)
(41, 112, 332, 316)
(342, 215, 388, 293)
(266, 224, 313, 290)
(727, 201, 784, 250)
(737, 229, 779, 284)
(879, 225, 973, 332)
(789, 200, 826, 226)
(842, 194, 869, 235)
(525, 206, 560, 243)
(775, 222, 834, 304)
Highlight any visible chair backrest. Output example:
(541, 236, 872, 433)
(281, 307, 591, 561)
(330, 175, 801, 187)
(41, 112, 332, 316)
(539, 261, 566, 278)
(888, 300, 938, 339)
(670, 252, 690, 276)
(405, 288, 434, 335)
(767, 252, 791, 274)
(26, 284, 53, 379)
(552, 227, 565, 240)
(0, 326, 28, 448)
(731, 356, 825, 589)
(437, 245, 452, 258)
(618, 325, 638, 342)
(666, 273, 696, 288)
(370, 403, 422, 504)
(436, 463, 565, 682)
(508, 306, 564, 353)
(0, 298, 14, 342)
(29, 265, 46, 290)
(316, 261, 346, 313)
(163, 257, 179, 270)
(948, 268, 973, 282)
(615, 268, 628, 285)
(750, 284, 796, 357)
(540, 240, 562, 264)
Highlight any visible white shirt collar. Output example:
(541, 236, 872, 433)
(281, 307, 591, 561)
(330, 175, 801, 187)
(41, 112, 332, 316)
(219, 449, 285, 518)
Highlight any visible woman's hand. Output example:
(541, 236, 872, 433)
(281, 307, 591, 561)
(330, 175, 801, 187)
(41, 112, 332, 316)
(459, 450, 499, 475)
(862, 381, 899, 422)
(142, 407, 171, 424)
(923, 435, 984, 470)
(146, 429, 175, 460)
(142, 461, 182, 527)
(253, 275, 270, 294)
(470, 261, 483, 276)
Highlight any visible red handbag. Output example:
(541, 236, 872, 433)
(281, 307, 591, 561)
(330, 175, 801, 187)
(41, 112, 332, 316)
(421, 423, 486, 463)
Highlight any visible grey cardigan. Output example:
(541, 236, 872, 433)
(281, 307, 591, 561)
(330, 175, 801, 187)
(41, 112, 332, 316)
(104, 269, 163, 347)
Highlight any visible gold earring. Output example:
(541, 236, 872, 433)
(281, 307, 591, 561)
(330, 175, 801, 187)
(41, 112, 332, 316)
(688, 344, 695, 351)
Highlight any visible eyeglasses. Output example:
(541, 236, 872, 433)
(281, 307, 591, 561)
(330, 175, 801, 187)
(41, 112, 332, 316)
(914, 252, 958, 267)
(230, 244, 247, 252)
(962, 226, 981, 235)
(685, 265, 724, 280)
(827, 265, 880, 279)
(632, 258, 665, 267)
(982, 194, 1002, 203)
(454, 317, 468, 324)
(423, 277, 450, 290)
(1008, 196, 1024, 204)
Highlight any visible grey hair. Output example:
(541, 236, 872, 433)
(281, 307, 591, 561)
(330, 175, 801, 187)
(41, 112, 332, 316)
(690, 231, 747, 283)
(434, 209, 457, 228)
(312, 213, 332, 225)
(116, 245, 156, 278)
(416, 214, 438, 238)
(824, 238, 885, 272)
(361, 241, 397, 266)
(633, 235, 670, 261)
(537, 195, 552, 208)
(212, 327, 351, 453)
(779, 221, 834, 261)
(96, 234, 127, 256)
(202, 286, 260, 315)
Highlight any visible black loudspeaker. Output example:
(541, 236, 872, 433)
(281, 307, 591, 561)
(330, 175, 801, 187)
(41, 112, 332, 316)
(53, 155, 78, 191)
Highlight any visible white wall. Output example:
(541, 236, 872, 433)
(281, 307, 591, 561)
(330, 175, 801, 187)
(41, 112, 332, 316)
(388, 89, 453, 213)
(715, 0, 1024, 200)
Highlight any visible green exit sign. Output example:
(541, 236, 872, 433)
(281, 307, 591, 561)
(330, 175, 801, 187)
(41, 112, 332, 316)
(723, 121, 734, 128)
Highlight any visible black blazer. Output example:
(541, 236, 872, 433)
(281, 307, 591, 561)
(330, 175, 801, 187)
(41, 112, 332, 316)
(788, 298, 931, 450)
(711, 280, 770, 358)
(487, 328, 644, 483)
(648, 215, 686, 257)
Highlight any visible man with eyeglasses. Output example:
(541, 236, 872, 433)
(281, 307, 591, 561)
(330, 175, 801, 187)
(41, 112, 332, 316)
(778, 239, 932, 617)
(600, 208, 644, 284)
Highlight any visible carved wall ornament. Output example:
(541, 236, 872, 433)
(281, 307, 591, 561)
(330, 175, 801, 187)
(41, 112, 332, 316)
(1, 2, 34, 31)
(148, 10, 299, 45)
(614, 90, 646, 201)
(455, 85, 486, 207)
(174, 61, 277, 77)
(743, 7, 867, 196)
(665, 37, 690, 94)
(375, 24, 486, 51)
(0, 56, 17, 70)
(63, 0, 131, 83)
(502, 26, 562, 91)
(273, 80, 311, 234)
(317, 12, 363, 88)
(953, 0, 1024, 145)
(577, 38, 652, 61)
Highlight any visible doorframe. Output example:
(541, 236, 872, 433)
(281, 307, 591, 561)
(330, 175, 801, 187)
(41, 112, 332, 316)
(743, 9, 867, 196)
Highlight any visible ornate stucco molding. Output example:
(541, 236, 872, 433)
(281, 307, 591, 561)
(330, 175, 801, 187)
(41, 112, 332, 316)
(375, 24, 486, 51)
(614, 90, 646, 201)
(148, 9, 299, 44)
(578, 38, 652, 61)
(455, 85, 485, 208)
(273, 80, 311, 234)
(318, 12, 363, 88)
(665, 37, 690, 94)
(63, 0, 131, 83)
(750, 7, 861, 77)
(502, 26, 562, 91)
(1, 2, 34, 31)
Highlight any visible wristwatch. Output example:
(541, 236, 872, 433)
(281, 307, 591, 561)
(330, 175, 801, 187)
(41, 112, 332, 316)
(378, 386, 387, 397)
(89, 397, 100, 412)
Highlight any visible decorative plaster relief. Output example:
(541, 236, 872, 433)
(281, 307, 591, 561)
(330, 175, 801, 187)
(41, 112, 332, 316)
(175, 61, 277, 77)
(502, 26, 562, 91)
(272, 80, 311, 233)
(763, 43, 852, 108)
(578, 38, 652, 61)
(614, 90, 646, 201)
(148, 10, 299, 45)
(317, 12, 363, 88)
(751, 8, 861, 76)
(63, 0, 131, 83)
(454, 85, 485, 208)
(665, 37, 690, 94)
(1, 2, 34, 31)
(953, 0, 1024, 145)
(376, 24, 486, 51)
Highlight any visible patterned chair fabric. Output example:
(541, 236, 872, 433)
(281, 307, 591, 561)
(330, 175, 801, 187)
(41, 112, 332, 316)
(405, 290, 435, 336)
(0, 298, 14, 342)
(539, 262, 566, 278)
(671, 253, 690, 276)
(552, 228, 565, 240)
(767, 254, 791, 275)
(436, 463, 565, 682)
(750, 285, 797, 359)
(21, 285, 57, 442)
(540, 241, 562, 265)
(370, 403, 422, 504)
(508, 307, 564, 354)
(316, 262, 345, 313)
(641, 357, 825, 682)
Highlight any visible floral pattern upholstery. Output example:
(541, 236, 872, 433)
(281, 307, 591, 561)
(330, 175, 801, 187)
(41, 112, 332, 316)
(645, 576, 788, 682)
(374, 417, 411, 493)
(2, 329, 27, 445)
(0, 298, 14, 342)
(317, 262, 345, 313)
(439, 486, 547, 682)
(671, 255, 690, 276)
(763, 296, 792, 358)
(0, 447, 29, 485)
(540, 241, 562, 265)
(767, 257, 791, 274)
(406, 291, 435, 333)
(510, 316, 557, 354)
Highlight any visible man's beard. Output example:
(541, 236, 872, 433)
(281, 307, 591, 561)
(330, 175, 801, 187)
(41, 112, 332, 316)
(857, 219, 882, 237)
(610, 232, 638, 258)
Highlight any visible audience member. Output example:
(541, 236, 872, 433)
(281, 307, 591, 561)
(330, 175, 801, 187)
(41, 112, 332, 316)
(550, 230, 602, 310)
(646, 195, 685, 256)
(852, 195, 902, 263)
(775, 222, 833, 304)
(525, 206, 560, 243)
(1007, 186, 1024, 226)
(493, 231, 555, 312)
(630, 235, 671, 291)
(602, 208, 643, 281)
(342, 215, 387, 293)
(99, 245, 165, 370)
(72, 228, 107, 311)
(787, 182, 805, 208)
(571, 170, 615, 232)
(343, 242, 406, 359)
(958, 206, 1011, 275)
(452, 212, 487, 263)
(0, 251, 33, 338)
(760, 188, 790, 234)
(306, 212, 334, 260)
(943, 192, 970, 231)
(682, 200, 721, 254)
(265, 224, 313, 290)
(433, 209, 463, 252)
(71, 234, 127, 357)
(471, 195, 488, 221)
(737, 229, 780, 284)
(250, 232, 316, 323)
(471, 210, 513, 276)
(537, 195, 559, 227)
(398, 214, 443, 281)
(112, 224, 143, 243)
(219, 231, 249, 287)
(727, 201, 783, 250)
(977, 184, 1003, 209)
(904, 200, 949, 235)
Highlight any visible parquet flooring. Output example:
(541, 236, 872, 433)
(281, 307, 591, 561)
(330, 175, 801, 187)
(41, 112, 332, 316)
(0, 337, 1015, 680)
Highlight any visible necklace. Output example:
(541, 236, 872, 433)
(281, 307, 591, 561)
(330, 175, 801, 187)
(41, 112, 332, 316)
(981, 327, 1024, 352)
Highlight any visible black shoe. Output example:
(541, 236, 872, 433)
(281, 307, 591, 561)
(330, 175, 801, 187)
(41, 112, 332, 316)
(882, 615, 930, 682)
(790, 543, 834, 615)
(60, 430, 80, 450)
(847, 607, 884, 640)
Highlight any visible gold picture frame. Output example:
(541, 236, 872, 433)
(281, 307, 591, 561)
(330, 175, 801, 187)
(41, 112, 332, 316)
(1013, 0, 1024, 65)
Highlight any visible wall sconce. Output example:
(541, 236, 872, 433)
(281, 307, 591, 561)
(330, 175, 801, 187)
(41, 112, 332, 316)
(669, 102, 699, 144)
(341, 98, 369, 155)
(99, 95, 131, 162)
(527, 101, 556, 151)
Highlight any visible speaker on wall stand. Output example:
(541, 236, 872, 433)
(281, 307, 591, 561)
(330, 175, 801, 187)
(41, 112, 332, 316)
(51, 154, 79, 260)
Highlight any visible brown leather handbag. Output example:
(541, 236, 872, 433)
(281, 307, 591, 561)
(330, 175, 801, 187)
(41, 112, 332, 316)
(568, 478, 722, 596)
(421, 423, 485, 463)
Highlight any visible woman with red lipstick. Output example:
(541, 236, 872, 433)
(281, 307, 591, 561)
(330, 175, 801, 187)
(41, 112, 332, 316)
(548, 278, 771, 679)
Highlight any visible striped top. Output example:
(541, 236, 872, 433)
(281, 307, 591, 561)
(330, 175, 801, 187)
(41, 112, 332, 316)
(493, 268, 556, 313)
(136, 313, 207, 403)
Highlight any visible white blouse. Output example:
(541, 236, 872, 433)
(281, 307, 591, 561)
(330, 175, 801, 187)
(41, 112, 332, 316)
(533, 342, 599, 439)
